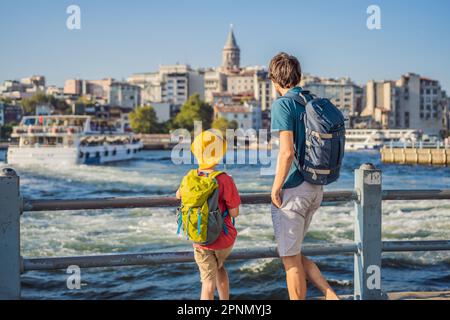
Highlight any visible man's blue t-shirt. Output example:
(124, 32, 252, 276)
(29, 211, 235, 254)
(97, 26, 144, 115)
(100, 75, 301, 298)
(270, 86, 305, 189)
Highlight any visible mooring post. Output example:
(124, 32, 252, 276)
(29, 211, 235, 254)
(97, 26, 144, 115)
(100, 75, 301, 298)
(0, 168, 21, 300)
(354, 163, 384, 300)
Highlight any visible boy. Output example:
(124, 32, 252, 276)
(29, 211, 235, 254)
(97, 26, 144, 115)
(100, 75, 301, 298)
(269, 52, 339, 300)
(176, 130, 240, 300)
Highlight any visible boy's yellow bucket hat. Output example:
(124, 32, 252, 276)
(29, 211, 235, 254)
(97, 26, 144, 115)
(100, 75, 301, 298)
(191, 130, 227, 170)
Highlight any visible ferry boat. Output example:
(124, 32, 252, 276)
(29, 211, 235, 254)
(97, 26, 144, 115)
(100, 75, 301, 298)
(345, 129, 420, 151)
(7, 115, 143, 165)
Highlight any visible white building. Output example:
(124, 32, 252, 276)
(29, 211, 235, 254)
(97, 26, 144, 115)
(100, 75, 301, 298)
(108, 82, 141, 109)
(204, 68, 227, 103)
(214, 101, 262, 131)
(0, 75, 46, 100)
(128, 64, 204, 105)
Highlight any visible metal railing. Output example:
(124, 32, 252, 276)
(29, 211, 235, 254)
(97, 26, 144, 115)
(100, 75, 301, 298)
(1, 163, 450, 300)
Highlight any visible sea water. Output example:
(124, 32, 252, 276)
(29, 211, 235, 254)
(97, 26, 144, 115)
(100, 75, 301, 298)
(1, 150, 449, 299)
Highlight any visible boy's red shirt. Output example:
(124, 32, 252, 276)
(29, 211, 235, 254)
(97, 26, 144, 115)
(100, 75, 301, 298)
(194, 172, 241, 251)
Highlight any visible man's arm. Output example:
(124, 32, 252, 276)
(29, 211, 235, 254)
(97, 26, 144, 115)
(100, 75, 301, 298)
(271, 130, 295, 208)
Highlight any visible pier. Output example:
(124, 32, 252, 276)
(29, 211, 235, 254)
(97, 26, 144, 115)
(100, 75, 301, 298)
(381, 145, 450, 166)
(1, 164, 450, 300)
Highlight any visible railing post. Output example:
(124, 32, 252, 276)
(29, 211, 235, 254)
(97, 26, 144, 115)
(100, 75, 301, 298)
(354, 163, 384, 300)
(0, 168, 21, 300)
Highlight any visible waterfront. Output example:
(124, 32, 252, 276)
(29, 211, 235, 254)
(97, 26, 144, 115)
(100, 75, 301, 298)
(1, 150, 449, 299)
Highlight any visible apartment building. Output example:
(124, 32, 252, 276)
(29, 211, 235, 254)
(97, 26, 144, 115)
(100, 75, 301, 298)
(108, 82, 141, 109)
(128, 64, 204, 105)
(214, 101, 262, 131)
(301, 74, 363, 116)
(364, 73, 448, 136)
(253, 69, 278, 111)
(204, 69, 227, 103)
(64, 78, 114, 103)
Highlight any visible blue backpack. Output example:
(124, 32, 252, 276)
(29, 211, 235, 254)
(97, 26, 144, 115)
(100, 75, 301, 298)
(283, 89, 346, 185)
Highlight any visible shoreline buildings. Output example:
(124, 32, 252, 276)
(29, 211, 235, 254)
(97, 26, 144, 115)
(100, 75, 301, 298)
(363, 73, 448, 136)
(0, 27, 448, 136)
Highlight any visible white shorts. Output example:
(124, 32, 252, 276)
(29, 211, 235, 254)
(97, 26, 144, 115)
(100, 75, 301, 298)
(271, 181, 323, 257)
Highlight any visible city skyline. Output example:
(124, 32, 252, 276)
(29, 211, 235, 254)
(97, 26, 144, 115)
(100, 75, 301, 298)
(1, 0, 450, 92)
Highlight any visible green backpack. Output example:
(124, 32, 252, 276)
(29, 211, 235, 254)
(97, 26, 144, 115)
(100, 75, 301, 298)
(177, 170, 229, 245)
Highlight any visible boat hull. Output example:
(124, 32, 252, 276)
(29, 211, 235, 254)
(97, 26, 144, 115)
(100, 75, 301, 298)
(7, 142, 143, 166)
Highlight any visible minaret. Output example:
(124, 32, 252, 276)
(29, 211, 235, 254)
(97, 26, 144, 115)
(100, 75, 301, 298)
(222, 24, 240, 71)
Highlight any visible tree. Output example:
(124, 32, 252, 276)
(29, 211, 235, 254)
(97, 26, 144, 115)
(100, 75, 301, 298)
(20, 93, 71, 115)
(76, 95, 94, 106)
(0, 123, 15, 140)
(21, 92, 49, 115)
(129, 105, 159, 134)
(0, 97, 13, 104)
(212, 117, 238, 136)
(173, 94, 213, 131)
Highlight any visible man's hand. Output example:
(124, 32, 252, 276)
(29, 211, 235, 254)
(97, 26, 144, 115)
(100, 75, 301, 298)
(271, 187, 282, 208)
(271, 130, 294, 208)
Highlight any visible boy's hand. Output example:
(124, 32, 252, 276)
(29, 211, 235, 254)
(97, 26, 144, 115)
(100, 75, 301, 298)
(271, 187, 282, 208)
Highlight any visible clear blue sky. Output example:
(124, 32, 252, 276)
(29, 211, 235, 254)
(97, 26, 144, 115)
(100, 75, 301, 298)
(1, 0, 449, 91)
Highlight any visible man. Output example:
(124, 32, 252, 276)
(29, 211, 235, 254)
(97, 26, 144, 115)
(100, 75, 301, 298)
(269, 52, 339, 300)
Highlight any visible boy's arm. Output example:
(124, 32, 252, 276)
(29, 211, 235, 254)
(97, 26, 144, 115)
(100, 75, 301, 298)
(271, 130, 295, 208)
(223, 175, 241, 218)
(228, 207, 239, 218)
(175, 188, 181, 200)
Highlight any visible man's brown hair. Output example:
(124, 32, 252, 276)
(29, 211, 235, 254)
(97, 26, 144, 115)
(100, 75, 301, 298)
(268, 52, 302, 89)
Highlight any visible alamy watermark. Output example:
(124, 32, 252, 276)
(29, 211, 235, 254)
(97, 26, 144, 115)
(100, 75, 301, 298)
(367, 5, 381, 30)
(66, 265, 82, 289)
(170, 121, 279, 176)
(66, 5, 81, 30)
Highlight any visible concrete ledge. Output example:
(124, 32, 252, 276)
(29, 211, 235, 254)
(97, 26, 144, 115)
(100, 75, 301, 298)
(316, 291, 450, 300)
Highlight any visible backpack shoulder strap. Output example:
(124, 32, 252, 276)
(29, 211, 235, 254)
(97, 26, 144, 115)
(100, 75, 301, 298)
(283, 89, 314, 106)
(208, 171, 224, 180)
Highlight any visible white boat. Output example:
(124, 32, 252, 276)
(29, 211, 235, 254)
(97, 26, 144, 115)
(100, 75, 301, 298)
(7, 115, 143, 165)
(345, 129, 420, 151)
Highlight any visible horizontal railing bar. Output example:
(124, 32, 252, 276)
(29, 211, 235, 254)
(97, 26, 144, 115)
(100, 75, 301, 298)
(22, 191, 358, 212)
(382, 240, 450, 252)
(22, 189, 450, 213)
(22, 240, 450, 272)
(22, 243, 358, 271)
(382, 189, 450, 201)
